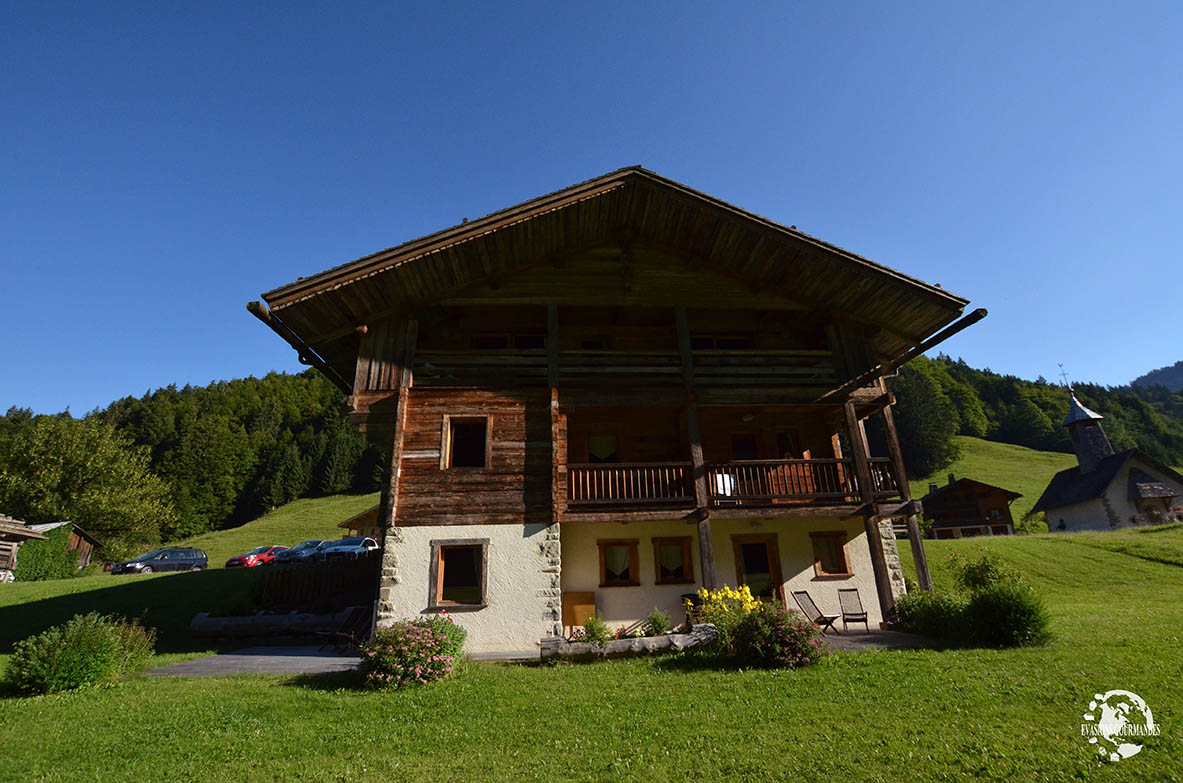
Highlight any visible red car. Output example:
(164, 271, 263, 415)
(225, 545, 288, 568)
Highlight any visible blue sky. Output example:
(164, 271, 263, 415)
(3, 2, 1181, 414)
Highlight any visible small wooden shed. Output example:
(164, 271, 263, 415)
(920, 475, 1021, 538)
(338, 506, 382, 540)
(0, 514, 48, 578)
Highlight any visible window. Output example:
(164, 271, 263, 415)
(587, 434, 618, 464)
(598, 539, 639, 587)
(809, 532, 852, 577)
(444, 416, 489, 468)
(731, 434, 758, 460)
(731, 534, 782, 599)
(776, 430, 800, 459)
(653, 537, 693, 585)
(429, 539, 489, 609)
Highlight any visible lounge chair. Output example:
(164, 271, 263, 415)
(791, 590, 840, 636)
(837, 588, 869, 633)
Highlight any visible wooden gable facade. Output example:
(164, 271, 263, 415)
(251, 167, 982, 644)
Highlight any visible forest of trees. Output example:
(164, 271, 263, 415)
(0, 370, 383, 559)
(4, 357, 1183, 562)
(885, 355, 1183, 476)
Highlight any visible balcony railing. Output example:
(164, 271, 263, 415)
(565, 458, 901, 511)
(707, 457, 900, 506)
(567, 462, 694, 507)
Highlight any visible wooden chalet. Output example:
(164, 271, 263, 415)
(920, 474, 1021, 538)
(250, 167, 983, 653)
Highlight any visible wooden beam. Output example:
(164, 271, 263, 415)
(676, 306, 716, 589)
(246, 301, 352, 394)
(881, 404, 932, 591)
(817, 308, 987, 403)
(845, 400, 895, 617)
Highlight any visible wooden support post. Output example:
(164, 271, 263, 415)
(880, 404, 932, 591)
(676, 307, 715, 589)
(379, 319, 418, 530)
(845, 400, 895, 617)
(548, 304, 565, 523)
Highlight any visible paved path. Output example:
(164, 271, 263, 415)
(148, 646, 361, 677)
(824, 629, 936, 652)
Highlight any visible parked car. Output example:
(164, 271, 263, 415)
(111, 548, 208, 574)
(318, 537, 380, 562)
(224, 545, 288, 568)
(272, 539, 328, 565)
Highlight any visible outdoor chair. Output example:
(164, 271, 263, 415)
(791, 590, 840, 636)
(837, 588, 870, 633)
(317, 605, 373, 653)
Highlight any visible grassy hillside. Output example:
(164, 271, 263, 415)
(177, 492, 379, 568)
(909, 435, 1078, 523)
(0, 493, 378, 654)
(2, 525, 1181, 780)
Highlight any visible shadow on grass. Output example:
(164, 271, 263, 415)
(284, 669, 367, 691)
(0, 569, 267, 654)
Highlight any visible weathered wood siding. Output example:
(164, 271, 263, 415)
(395, 389, 552, 526)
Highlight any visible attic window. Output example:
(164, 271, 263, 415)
(444, 416, 489, 468)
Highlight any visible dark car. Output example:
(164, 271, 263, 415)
(225, 545, 288, 568)
(319, 537, 380, 562)
(111, 548, 208, 574)
(272, 539, 328, 565)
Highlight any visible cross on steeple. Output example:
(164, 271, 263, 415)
(1057, 363, 1071, 388)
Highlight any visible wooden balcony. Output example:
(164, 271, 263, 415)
(707, 458, 899, 506)
(567, 462, 694, 509)
(564, 458, 901, 513)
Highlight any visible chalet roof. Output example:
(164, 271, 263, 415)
(1031, 450, 1183, 513)
(920, 477, 1022, 504)
(1064, 392, 1104, 425)
(255, 167, 971, 384)
(26, 521, 103, 548)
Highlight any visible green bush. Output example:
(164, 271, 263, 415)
(963, 583, 1052, 648)
(733, 604, 826, 669)
(694, 585, 762, 655)
(13, 526, 78, 582)
(582, 613, 611, 646)
(644, 607, 671, 636)
(894, 589, 968, 640)
(896, 553, 1051, 649)
(3, 613, 156, 695)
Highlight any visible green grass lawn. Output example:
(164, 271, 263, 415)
(0, 493, 379, 654)
(1, 514, 1180, 780)
(910, 436, 1078, 523)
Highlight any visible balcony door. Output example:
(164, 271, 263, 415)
(731, 534, 783, 602)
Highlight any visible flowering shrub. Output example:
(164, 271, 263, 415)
(361, 616, 465, 689)
(733, 604, 826, 669)
(691, 584, 763, 654)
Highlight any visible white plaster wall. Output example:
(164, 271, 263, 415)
(1051, 457, 1183, 532)
(384, 523, 554, 654)
(561, 516, 886, 630)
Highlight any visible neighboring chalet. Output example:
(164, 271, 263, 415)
(919, 474, 1020, 539)
(1033, 393, 1183, 531)
(340, 505, 382, 539)
(0, 514, 46, 582)
(249, 167, 984, 653)
(26, 522, 102, 569)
